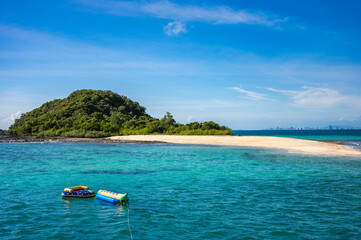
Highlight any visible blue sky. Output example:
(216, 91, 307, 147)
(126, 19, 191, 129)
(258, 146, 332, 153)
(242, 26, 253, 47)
(1, 0, 361, 130)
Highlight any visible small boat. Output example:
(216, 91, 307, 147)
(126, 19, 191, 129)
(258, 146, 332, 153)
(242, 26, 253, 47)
(96, 190, 129, 204)
(61, 185, 96, 198)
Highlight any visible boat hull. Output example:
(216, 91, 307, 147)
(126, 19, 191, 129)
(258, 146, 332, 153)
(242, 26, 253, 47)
(61, 189, 96, 198)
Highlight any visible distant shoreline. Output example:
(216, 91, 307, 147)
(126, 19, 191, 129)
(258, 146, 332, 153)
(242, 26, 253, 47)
(0, 135, 163, 144)
(1, 134, 360, 156)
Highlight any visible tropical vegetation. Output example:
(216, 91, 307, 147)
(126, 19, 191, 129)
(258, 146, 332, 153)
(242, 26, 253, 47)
(9, 90, 233, 137)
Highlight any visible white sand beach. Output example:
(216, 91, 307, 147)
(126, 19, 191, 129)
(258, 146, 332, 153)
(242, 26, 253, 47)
(109, 135, 361, 156)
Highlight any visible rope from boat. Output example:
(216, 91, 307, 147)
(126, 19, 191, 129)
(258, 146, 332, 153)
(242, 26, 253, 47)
(127, 205, 133, 240)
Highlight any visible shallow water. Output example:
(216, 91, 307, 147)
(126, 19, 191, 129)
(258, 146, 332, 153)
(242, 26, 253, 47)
(233, 129, 361, 141)
(1, 143, 361, 239)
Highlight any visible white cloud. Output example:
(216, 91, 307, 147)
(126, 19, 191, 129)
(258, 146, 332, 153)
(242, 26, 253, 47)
(231, 87, 271, 101)
(1, 111, 21, 125)
(79, 0, 282, 26)
(186, 115, 193, 122)
(164, 21, 187, 36)
(0, 24, 211, 78)
(266, 87, 297, 94)
(293, 87, 344, 107)
(268, 86, 361, 109)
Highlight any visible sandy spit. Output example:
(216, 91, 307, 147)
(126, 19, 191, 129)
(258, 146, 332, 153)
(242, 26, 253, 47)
(108, 135, 361, 156)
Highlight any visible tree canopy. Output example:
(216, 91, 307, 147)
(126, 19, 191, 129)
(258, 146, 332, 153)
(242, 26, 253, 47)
(9, 89, 233, 137)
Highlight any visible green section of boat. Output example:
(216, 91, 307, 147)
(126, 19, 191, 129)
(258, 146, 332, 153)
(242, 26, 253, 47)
(120, 193, 128, 201)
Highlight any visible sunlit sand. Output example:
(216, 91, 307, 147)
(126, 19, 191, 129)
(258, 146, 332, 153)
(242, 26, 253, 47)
(109, 135, 361, 156)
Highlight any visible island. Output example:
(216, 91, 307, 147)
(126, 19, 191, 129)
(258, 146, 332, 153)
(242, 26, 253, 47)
(8, 89, 233, 137)
(3, 89, 361, 156)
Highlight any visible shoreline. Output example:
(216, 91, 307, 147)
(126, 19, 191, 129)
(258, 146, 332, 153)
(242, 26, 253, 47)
(0, 135, 163, 144)
(109, 135, 361, 156)
(1, 134, 360, 156)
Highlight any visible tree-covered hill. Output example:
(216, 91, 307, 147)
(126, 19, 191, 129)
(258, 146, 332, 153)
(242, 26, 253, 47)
(9, 89, 233, 137)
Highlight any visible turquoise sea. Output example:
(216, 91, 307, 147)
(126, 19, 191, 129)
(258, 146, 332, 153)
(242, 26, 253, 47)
(233, 129, 361, 141)
(234, 129, 361, 151)
(1, 135, 361, 239)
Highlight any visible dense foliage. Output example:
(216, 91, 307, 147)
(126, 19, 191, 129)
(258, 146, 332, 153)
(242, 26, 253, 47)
(9, 90, 233, 137)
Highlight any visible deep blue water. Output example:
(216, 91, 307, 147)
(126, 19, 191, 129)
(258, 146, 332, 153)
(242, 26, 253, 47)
(1, 142, 361, 239)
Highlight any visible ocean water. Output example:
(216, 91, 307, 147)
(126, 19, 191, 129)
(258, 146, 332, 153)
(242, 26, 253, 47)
(234, 130, 361, 150)
(233, 129, 361, 141)
(1, 143, 361, 240)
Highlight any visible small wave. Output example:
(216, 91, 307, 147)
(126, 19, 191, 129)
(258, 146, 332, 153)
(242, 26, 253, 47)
(81, 169, 156, 175)
(342, 140, 361, 150)
(81, 168, 187, 175)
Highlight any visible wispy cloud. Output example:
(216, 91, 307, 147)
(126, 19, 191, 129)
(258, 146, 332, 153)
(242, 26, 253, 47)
(267, 87, 297, 94)
(78, 0, 283, 27)
(292, 87, 344, 107)
(0, 24, 210, 77)
(164, 20, 187, 36)
(268, 86, 361, 109)
(231, 87, 271, 101)
(186, 115, 193, 122)
(0, 91, 54, 129)
(1, 111, 21, 125)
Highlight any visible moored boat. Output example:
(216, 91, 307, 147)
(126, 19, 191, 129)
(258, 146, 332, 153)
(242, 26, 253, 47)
(96, 190, 129, 204)
(61, 185, 96, 198)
